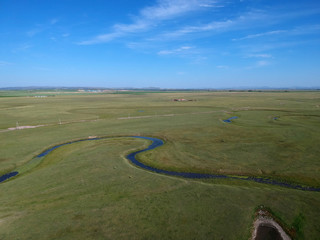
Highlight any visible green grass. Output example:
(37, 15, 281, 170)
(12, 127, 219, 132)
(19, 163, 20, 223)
(0, 91, 319, 239)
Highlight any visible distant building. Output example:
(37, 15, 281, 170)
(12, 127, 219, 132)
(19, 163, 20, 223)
(173, 98, 195, 102)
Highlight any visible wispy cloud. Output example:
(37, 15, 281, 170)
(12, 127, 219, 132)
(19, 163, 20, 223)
(291, 24, 320, 35)
(177, 71, 187, 75)
(158, 20, 233, 39)
(157, 45, 209, 64)
(246, 53, 272, 58)
(216, 65, 229, 69)
(140, 0, 213, 20)
(27, 27, 43, 37)
(191, 56, 208, 64)
(78, 2, 319, 48)
(153, 10, 271, 41)
(26, 18, 60, 37)
(246, 60, 271, 69)
(12, 44, 32, 53)
(80, 32, 123, 45)
(234, 24, 320, 41)
(32, 66, 52, 71)
(78, 0, 218, 45)
(158, 46, 193, 55)
(0, 61, 13, 66)
(257, 60, 270, 67)
(158, 9, 320, 42)
(241, 39, 318, 53)
(233, 30, 287, 41)
(50, 18, 59, 25)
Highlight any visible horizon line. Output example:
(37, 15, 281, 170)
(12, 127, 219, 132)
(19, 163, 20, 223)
(1, 86, 320, 91)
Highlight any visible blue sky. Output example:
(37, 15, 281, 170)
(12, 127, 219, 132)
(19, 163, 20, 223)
(1, 0, 319, 89)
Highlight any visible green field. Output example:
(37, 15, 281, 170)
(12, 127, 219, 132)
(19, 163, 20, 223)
(0, 91, 319, 239)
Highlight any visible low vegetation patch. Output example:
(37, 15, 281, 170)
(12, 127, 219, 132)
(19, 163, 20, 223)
(0, 91, 319, 239)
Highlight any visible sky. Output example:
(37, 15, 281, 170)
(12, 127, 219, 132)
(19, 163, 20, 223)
(0, 0, 320, 89)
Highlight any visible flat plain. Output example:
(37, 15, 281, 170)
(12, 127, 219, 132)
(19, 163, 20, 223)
(0, 90, 319, 239)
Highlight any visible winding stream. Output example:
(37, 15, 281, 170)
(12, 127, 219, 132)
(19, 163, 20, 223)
(1, 136, 319, 192)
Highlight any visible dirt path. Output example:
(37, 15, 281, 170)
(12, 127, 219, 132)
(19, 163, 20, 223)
(0, 119, 98, 133)
(118, 110, 222, 120)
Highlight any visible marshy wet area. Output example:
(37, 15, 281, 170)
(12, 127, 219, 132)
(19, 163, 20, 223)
(252, 208, 291, 240)
(255, 225, 283, 240)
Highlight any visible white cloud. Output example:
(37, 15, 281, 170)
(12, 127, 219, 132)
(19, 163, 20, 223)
(79, 32, 123, 45)
(50, 18, 59, 25)
(27, 28, 42, 37)
(78, 0, 218, 45)
(234, 24, 320, 41)
(158, 46, 193, 55)
(233, 30, 287, 41)
(216, 65, 229, 69)
(291, 24, 320, 35)
(177, 71, 186, 75)
(154, 9, 273, 41)
(246, 53, 272, 58)
(156, 8, 318, 42)
(113, 20, 150, 33)
(12, 44, 32, 53)
(191, 56, 208, 64)
(27, 18, 60, 37)
(180, 46, 192, 50)
(257, 60, 270, 67)
(246, 60, 271, 69)
(159, 20, 233, 39)
(140, 0, 215, 20)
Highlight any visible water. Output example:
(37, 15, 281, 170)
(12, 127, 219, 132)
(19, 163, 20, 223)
(0, 171, 19, 183)
(223, 116, 238, 123)
(2, 136, 319, 191)
(126, 137, 320, 191)
(255, 225, 283, 240)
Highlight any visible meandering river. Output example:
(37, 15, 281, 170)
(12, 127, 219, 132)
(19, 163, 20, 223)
(1, 136, 319, 192)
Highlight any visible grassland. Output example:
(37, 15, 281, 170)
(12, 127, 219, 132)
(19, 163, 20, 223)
(0, 91, 319, 239)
